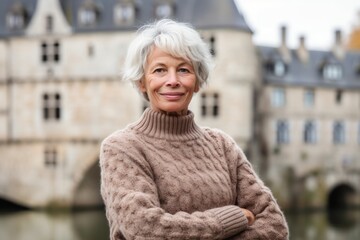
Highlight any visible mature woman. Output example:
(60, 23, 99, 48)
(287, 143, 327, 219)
(100, 19, 288, 240)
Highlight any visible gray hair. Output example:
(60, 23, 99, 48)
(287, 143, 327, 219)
(122, 19, 212, 94)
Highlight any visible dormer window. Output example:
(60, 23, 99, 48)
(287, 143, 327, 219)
(6, 3, 28, 30)
(114, 3, 135, 25)
(155, 2, 174, 19)
(323, 64, 343, 80)
(265, 59, 287, 77)
(78, 2, 100, 26)
(274, 60, 286, 76)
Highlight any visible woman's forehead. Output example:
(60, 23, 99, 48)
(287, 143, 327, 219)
(147, 46, 191, 64)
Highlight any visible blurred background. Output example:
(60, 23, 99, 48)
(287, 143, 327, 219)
(0, 0, 360, 239)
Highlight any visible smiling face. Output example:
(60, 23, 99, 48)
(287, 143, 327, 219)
(139, 46, 199, 115)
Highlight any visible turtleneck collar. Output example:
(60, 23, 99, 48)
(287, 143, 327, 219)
(130, 108, 203, 141)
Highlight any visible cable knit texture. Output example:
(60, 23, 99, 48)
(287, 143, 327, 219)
(100, 108, 289, 240)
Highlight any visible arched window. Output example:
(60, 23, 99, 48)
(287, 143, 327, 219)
(304, 121, 317, 144)
(333, 121, 345, 144)
(276, 120, 289, 144)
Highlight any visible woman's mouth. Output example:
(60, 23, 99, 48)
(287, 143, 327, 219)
(160, 92, 185, 100)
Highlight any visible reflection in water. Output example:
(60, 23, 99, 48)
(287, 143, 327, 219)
(1, 208, 360, 239)
(0, 209, 109, 240)
(286, 208, 360, 240)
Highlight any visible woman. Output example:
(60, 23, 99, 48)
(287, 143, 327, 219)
(100, 19, 288, 239)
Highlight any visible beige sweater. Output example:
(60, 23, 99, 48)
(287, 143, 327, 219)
(100, 108, 288, 240)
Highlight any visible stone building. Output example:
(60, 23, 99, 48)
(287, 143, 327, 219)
(0, 0, 258, 208)
(257, 26, 360, 208)
(1, 0, 359, 210)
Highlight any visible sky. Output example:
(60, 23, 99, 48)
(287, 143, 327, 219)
(236, 0, 360, 50)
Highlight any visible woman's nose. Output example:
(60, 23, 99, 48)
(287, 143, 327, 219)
(166, 71, 180, 87)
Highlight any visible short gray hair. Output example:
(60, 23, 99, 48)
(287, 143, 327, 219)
(122, 19, 212, 92)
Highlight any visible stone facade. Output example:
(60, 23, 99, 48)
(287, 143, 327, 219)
(257, 28, 360, 209)
(0, 0, 257, 208)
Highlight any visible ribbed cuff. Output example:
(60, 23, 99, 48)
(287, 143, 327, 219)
(207, 205, 248, 239)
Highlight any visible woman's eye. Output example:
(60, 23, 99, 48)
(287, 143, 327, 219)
(154, 68, 165, 73)
(179, 68, 190, 73)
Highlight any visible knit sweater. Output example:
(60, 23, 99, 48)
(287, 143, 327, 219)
(100, 108, 289, 240)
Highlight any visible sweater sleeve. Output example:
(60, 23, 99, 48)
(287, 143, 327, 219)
(100, 135, 249, 240)
(219, 133, 289, 240)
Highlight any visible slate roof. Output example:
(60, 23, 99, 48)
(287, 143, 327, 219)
(258, 46, 360, 89)
(0, 0, 252, 37)
(62, 0, 252, 32)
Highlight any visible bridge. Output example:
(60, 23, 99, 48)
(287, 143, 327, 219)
(272, 164, 360, 210)
(0, 141, 102, 209)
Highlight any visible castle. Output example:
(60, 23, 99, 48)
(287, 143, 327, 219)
(0, 0, 359, 209)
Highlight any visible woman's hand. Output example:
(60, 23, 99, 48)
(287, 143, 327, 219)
(240, 208, 255, 226)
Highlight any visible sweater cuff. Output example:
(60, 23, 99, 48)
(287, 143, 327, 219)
(208, 205, 248, 239)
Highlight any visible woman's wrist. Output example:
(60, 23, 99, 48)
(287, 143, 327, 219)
(240, 208, 255, 225)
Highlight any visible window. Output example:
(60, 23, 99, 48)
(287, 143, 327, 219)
(335, 90, 342, 104)
(274, 61, 286, 76)
(304, 121, 317, 144)
(78, 5, 99, 26)
(265, 60, 287, 76)
(209, 36, 216, 56)
(6, 3, 27, 30)
(272, 88, 286, 107)
(54, 42, 60, 62)
(276, 120, 289, 144)
(41, 41, 60, 63)
(114, 3, 135, 25)
(304, 89, 315, 107)
(6, 13, 25, 29)
(88, 44, 94, 57)
(333, 121, 345, 144)
(323, 64, 343, 80)
(155, 2, 174, 19)
(201, 92, 220, 117)
(46, 15, 53, 32)
(44, 147, 57, 167)
(43, 93, 61, 121)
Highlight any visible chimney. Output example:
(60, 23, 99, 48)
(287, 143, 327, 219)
(296, 35, 308, 62)
(332, 29, 345, 59)
(278, 25, 291, 62)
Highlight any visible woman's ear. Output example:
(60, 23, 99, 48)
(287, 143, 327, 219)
(194, 81, 200, 93)
(138, 79, 146, 93)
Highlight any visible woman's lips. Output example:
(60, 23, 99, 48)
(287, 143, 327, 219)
(160, 92, 185, 100)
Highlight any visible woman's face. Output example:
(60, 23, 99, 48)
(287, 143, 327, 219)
(140, 46, 199, 115)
